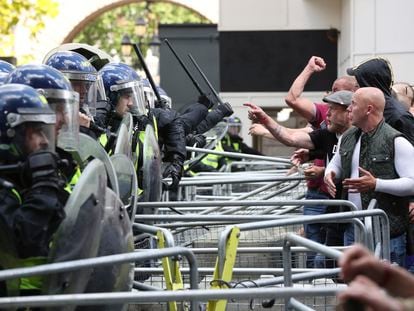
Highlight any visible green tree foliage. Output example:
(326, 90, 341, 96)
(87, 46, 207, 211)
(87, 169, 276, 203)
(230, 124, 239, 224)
(0, 0, 59, 60)
(74, 1, 210, 61)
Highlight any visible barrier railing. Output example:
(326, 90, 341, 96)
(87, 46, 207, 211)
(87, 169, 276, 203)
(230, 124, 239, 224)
(0, 247, 199, 310)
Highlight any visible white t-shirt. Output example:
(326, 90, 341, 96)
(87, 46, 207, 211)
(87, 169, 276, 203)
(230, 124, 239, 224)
(325, 136, 414, 209)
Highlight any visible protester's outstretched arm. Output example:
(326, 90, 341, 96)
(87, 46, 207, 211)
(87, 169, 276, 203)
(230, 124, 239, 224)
(248, 123, 274, 139)
(339, 244, 414, 298)
(290, 148, 310, 166)
(249, 123, 312, 140)
(285, 56, 326, 122)
(244, 102, 314, 149)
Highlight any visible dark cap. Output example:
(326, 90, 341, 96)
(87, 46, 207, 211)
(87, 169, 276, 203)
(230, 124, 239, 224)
(346, 58, 390, 76)
(323, 90, 353, 107)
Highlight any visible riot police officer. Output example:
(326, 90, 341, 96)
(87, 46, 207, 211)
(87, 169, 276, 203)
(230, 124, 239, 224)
(221, 116, 262, 155)
(6, 64, 80, 151)
(100, 63, 186, 191)
(98, 62, 146, 152)
(44, 51, 102, 139)
(5, 64, 81, 186)
(0, 84, 68, 260)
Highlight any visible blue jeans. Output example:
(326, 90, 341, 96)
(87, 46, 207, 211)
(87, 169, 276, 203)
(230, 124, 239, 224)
(314, 223, 354, 269)
(390, 234, 406, 267)
(406, 256, 414, 273)
(343, 223, 355, 246)
(342, 228, 405, 266)
(304, 189, 329, 268)
(315, 231, 406, 268)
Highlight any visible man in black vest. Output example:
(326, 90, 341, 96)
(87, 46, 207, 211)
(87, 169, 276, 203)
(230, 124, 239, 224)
(325, 87, 414, 267)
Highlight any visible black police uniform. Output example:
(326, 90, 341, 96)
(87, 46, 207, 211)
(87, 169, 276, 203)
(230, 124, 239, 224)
(0, 150, 68, 259)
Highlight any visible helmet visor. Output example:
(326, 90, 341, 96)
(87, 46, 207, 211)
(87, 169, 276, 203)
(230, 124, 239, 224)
(45, 89, 80, 152)
(143, 85, 155, 109)
(13, 121, 56, 155)
(96, 75, 107, 103)
(110, 81, 146, 116)
(228, 124, 241, 135)
(8, 107, 56, 155)
(68, 72, 98, 116)
(227, 117, 242, 135)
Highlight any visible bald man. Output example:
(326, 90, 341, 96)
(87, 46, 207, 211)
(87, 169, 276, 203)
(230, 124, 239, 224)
(325, 87, 414, 266)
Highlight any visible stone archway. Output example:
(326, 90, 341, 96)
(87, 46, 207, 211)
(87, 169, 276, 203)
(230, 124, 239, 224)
(24, 0, 218, 62)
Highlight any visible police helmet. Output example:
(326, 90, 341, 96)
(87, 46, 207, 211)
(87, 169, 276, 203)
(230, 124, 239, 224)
(227, 116, 241, 126)
(6, 64, 80, 151)
(44, 51, 98, 115)
(0, 84, 56, 158)
(99, 62, 146, 116)
(0, 60, 15, 86)
(0, 60, 15, 74)
(226, 116, 242, 135)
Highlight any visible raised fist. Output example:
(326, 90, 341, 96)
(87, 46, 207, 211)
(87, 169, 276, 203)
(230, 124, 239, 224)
(307, 56, 326, 72)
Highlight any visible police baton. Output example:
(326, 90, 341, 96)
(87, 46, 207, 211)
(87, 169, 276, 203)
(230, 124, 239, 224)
(188, 53, 224, 106)
(164, 39, 205, 96)
(89, 121, 105, 134)
(132, 43, 163, 108)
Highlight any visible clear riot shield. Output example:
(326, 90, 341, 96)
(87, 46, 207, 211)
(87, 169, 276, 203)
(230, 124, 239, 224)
(184, 121, 228, 169)
(114, 123, 131, 157)
(110, 154, 138, 221)
(114, 112, 133, 156)
(120, 112, 133, 138)
(73, 133, 120, 197)
(44, 159, 106, 300)
(78, 188, 134, 311)
(141, 123, 162, 203)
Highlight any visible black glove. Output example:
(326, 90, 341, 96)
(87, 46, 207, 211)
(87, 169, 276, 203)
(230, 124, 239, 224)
(133, 114, 151, 132)
(155, 98, 169, 109)
(21, 151, 66, 190)
(162, 159, 183, 191)
(198, 94, 215, 109)
(217, 102, 233, 117)
(186, 133, 207, 148)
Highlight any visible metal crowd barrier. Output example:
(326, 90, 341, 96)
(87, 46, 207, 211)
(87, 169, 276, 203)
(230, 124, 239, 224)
(0, 233, 354, 311)
(0, 248, 199, 310)
(132, 195, 390, 310)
